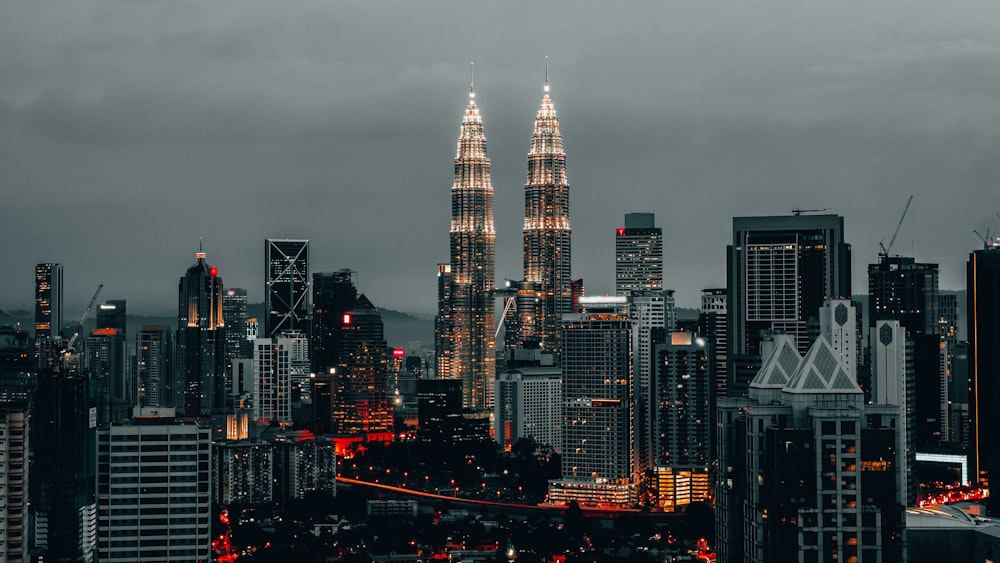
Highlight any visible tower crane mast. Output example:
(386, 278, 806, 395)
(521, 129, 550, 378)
(879, 195, 913, 257)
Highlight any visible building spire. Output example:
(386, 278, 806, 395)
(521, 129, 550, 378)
(544, 56, 550, 93)
(470, 61, 475, 98)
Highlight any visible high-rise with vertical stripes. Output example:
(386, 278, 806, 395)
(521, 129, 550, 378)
(437, 82, 495, 411)
(522, 78, 571, 356)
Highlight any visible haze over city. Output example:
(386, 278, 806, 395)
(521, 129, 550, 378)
(3, 0, 999, 314)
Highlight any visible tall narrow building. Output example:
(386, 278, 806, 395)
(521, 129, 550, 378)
(176, 248, 226, 416)
(522, 76, 571, 356)
(438, 82, 495, 411)
(264, 239, 309, 338)
(969, 242, 1000, 488)
(34, 263, 63, 340)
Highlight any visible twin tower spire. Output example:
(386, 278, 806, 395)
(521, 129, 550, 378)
(437, 63, 572, 412)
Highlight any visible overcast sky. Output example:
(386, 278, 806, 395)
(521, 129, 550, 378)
(2, 1, 999, 316)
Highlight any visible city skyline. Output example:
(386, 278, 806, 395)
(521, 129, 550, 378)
(4, 2, 1000, 316)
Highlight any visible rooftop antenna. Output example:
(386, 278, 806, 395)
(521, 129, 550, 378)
(544, 56, 550, 93)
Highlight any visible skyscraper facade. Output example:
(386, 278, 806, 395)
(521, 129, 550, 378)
(332, 295, 391, 440)
(264, 239, 309, 338)
(136, 325, 172, 408)
(0, 403, 28, 563)
(223, 288, 250, 364)
(652, 332, 712, 512)
(175, 249, 226, 416)
(252, 336, 293, 427)
(312, 270, 358, 374)
(522, 80, 572, 356)
(437, 85, 496, 411)
(97, 416, 211, 562)
(615, 212, 663, 296)
(548, 299, 636, 507)
(727, 214, 851, 391)
(699, 288, 728, 400)
(34, 262, 63, 340)
(968, 243, 1000, 487)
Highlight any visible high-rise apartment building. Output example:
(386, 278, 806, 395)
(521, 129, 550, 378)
(264, 239, 309, 338)
(494, 349, 561, 453)
(312, 270, 358, 374)
(727, 214, 851, 392)
(175, 249, 226, 416)
(434, 264, 454, 378)
(630, 293, 665, 473)
(0, 403, 28, 563)
(252, 337, 294, 427)
(437, 85, 495, 411)
(136, 325, 172, 408)
(34, 263, 63, 340)
(716, 335, 904, 563)
(699, 288, 728, 401)
(97, 415, 211, 562)
(548, 298, 636, 507)
(969, 243, 1000, 487)
(522, 79, 572, 356)
(651, 332, 712, 512)
(213, 441, 273, 505)
(615, 212, 663, 296)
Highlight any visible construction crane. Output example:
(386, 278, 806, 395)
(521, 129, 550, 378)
(63, 284, 104, 357)
(792, 208, 829, 216)
(878, 195, 914, 257)
(974, 229, 997, 249)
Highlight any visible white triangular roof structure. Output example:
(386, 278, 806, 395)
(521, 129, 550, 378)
(750, 335, 802, 389)
(783, 336, 863, 394)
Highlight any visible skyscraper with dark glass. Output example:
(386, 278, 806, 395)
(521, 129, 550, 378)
(727, 214, 851, 393)
(265, 239, 309, 338)
(522, 78, 571, 357)
(175, 249, 226, 415)
(312, 269, 358, 374)
(332, 294, 391, 440)
(437, 83, 495, 411)
(969, 242, 1000, 487)
(34, 262, 63, 340)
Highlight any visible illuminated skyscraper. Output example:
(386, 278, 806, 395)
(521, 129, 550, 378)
(522, 75, 571, 356)
(265, 239, 309, 338)
(34, 262, 63, 340)
(616, 212, 662, 296)
(312, 270, 357, 374)
(332, 295, 391, 441)
(438, 80, 495, 411)
(175, 248, 226, 415)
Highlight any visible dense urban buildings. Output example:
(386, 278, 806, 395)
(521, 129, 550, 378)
(727, 213, 852, 393)
(436, 83, 496, 411)
(968, 242, 1000, 487)
(175, 248, 226, 415)
(521, 78, 572, 356)
(264, 239, 310, 338)
(331, 294, 391, 440)
(717, 333, 905, 563)
(34, 262, 62, 340)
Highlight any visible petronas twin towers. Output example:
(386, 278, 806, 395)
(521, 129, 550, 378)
(436, 73, 571, 412)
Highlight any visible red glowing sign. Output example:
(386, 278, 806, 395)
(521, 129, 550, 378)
(393, 348, 406, 359)
(209, 267, 218, 277)
(616, 228, 626, 236)
(342, 313, 352, 325)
